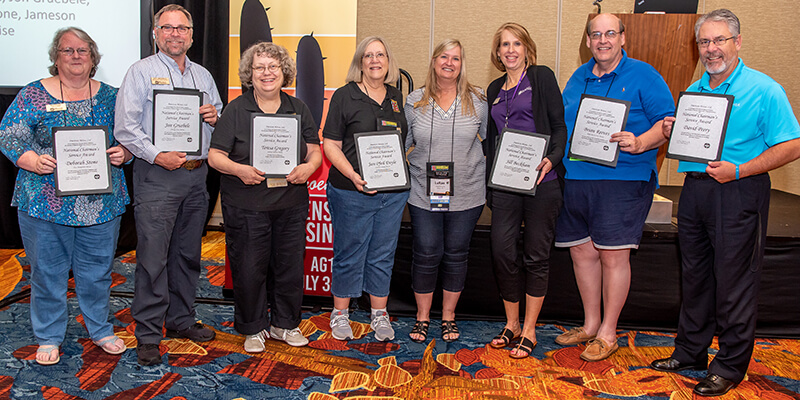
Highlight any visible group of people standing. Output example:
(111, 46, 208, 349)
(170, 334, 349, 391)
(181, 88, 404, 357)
(1, 6, 798, 397)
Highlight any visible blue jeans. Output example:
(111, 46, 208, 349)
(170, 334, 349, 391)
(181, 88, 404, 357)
(18, 211, 121, 346)
(408, 204, 483, 293)
(327, 185, 409, 298)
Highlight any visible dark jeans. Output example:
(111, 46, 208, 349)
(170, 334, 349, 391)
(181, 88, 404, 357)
(408, 204, 483, 293)
(223, 202, 308, 335)
(490, 179, 562, 301)
(672, 173, 769, 383)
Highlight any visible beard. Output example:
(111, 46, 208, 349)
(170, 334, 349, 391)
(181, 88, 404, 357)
(702, 52, 729, 75)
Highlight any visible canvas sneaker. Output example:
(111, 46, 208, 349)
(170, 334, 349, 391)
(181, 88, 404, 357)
(244, 330, 268, 353)
(270, 326, 309, 347)
(330, 312, 354, 340)
(371, 311, 395, 341)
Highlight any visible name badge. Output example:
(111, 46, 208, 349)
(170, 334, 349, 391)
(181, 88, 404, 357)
(151, 77, 170, 85)
(267, 178, 288, 188)
(377, 118, 399, 131)
(46, 103, 67, 112)
(430, 195, 450, 212)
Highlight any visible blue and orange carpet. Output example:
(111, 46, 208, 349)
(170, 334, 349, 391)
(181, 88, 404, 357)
(1, 232, 799, 399)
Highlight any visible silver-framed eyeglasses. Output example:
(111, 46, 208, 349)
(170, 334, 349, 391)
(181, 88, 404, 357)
(589, 30, 620, 41)
(363, 52, 387, 60)
(697, 36, 736, 48)
(252, 64, 281, 74)
(59, 48, 90, 57)
(157, 25, 192, 35)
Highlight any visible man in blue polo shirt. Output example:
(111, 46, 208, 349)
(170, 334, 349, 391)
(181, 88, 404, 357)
(650, 9, 800, 396)
(554, 13, 674, 361)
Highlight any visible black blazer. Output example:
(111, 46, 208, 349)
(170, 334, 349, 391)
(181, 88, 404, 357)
(485, 65, 567, 200)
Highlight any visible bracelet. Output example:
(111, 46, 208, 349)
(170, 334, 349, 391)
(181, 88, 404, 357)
(735, 164, 740, 180)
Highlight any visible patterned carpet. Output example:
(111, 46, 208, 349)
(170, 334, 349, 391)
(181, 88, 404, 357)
(1, 233, 799, 400)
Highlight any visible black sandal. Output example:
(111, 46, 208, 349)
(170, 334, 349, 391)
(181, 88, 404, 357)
(510, 337, 537, 359)
(441, 320, 459, 343)
(489, 328, 520, 349)
(409, 320, 430, 343)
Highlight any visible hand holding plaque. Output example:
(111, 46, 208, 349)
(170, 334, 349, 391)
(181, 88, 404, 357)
(353, 131, 410, 192)
(488, 128, 550, 195)
(567, 94, 631, 167)
(666, 92, 733, 163)
(52, 126, 112, 196)
(152, 89, 202, 155)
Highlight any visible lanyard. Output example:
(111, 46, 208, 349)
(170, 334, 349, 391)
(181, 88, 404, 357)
(58, 78, 95, 126)
(583, 73, 617, 97)
(426, 95, 456, 163)
(504, 70, 527, 129)
(157, 54, 198, 90)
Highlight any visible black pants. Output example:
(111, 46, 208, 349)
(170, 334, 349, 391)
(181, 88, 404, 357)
(489, 179, 562, 301)
(672, 173, 770, 383)
(131, 160, 209, 344)
(223, 202, 308, 335)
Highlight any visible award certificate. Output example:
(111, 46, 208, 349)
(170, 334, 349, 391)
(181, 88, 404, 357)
(250, 113, 301, 177)
(52, 126, 112, 196)
(666, 92, 733, 163)
(488, 128, 550, 195)
(152, 89, 202, 155)
(567, 94, 631, 167)
(353, 131, 410, 192)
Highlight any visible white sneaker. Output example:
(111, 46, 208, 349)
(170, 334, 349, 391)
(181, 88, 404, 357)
(371, 311, 395, 341)
(270, 326, 309, 347)
(244, 330, 268, 353)
(330, 312, 354, 340)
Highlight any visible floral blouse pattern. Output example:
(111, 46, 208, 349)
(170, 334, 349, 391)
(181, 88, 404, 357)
(0, 80, 129, 226)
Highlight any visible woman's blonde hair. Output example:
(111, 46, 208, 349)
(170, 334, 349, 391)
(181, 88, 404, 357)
(490, 22, 537, 72)
(345, 36, 400, 84)
(414, 39, 484, 116)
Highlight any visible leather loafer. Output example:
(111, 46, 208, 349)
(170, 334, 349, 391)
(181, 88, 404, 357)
(136, 343, 162, 366)
(650, 357, 707, 372)
(694, 374, 737, 397)
(166, 322, 216, 342)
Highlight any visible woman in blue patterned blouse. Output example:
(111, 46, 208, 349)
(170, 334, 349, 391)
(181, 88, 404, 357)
(0, 27, 131, 365)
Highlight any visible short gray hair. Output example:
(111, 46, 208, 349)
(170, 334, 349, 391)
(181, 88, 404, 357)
(238, 42, 296, 89)
(695, 9, 740, 37)
(48, 27, 101, 77)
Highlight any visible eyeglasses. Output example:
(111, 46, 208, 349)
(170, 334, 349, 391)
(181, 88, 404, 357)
(363, 52, 387, 60)
(59, 48, 90, 57)
(157, 25, 192, 35)
(589, 30, 620, 41)
(252, 65, 280, 74)
(697, 36, 736, 48)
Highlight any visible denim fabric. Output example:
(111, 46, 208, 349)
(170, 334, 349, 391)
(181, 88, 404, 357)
(408, 204, 483, 293)
(326, 185, 409, 298)
(18, 211, 121, 346)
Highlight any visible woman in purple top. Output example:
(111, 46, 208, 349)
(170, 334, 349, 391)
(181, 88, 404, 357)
(484, 23, 567, 358)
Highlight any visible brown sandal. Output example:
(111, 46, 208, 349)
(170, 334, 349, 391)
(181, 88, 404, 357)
(489, 328, 520, 349)
(510, 337, 537, 359)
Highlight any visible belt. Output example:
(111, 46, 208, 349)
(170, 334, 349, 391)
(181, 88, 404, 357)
(685, 171, 711, 179)
(181, 159, 204, 171)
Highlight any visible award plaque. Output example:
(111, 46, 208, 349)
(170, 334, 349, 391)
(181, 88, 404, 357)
(353, 131, 410, 192)
(567, 94, 631, 167)
(152, 89, 202, 155)
(52, 126, 112, 196)
(250, 113, 301, 177)
(488, 128, 550, 195)
(666, 92, 733, 163)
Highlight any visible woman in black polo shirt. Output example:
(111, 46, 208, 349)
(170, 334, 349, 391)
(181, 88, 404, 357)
(322, 36, 409, 342)
(209, 42, 321, 352)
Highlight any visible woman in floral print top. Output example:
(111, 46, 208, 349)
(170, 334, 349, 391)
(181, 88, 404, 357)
(0, 27, 131, 365)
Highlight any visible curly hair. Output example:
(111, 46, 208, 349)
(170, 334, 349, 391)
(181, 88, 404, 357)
(238, 42, 296, 89)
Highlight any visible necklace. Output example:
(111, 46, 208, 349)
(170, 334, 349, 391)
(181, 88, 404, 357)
(58, 78, 95, 126)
